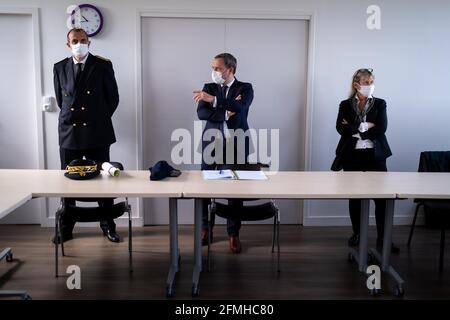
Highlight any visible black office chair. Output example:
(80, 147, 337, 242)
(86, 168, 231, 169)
(206, 163, 281, 272)
(407, 151, 450, 272)
(54, 162, 133, 277)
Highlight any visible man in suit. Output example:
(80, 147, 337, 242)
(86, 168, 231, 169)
(53, 28, 120, 243)
(193, 53, 254, 253)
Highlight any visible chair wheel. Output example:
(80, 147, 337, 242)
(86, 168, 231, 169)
(393, 285, 404, 297)
(347, 252, 355, 263)
(5, 252, 13, 262)
(22, 294, 32, 300)
(192, 285, 200, 297)
(166, 286, 174, 298)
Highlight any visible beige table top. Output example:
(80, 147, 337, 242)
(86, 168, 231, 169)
(2, 170, 450, 218)
(181, 171, 399, 199)
(0, 188, 32, 220)
(0, 170, 185, 198)
(381, 172, 450, 199)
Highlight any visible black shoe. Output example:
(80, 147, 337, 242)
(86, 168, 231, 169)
(376, 238, 400, 254)
(52, 232, 73, 244)
(103, 229, 120, 243)
(348, 233, 360, 247)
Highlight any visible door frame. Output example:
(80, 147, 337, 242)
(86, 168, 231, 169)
(0, 7, 47, 224)
(135, 9, 316, 225)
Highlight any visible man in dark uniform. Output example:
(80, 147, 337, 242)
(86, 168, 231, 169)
(194, 53, 254, 253)
(53, 28, 120, 243)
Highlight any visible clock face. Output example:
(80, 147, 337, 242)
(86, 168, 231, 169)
(72, 4, 103, 37)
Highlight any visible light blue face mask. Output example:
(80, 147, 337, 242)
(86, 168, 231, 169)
(71, 43, 89, 59)
(211, 70, 225, 85)
(358, 84, 375, 97)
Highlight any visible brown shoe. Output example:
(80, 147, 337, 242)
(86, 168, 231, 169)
(229, 236, 242, 254)
(201, 229, 212, 246)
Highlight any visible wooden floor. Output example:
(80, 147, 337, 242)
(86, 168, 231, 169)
(0, 224, 449, 299)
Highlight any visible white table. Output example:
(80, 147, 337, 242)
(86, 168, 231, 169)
(378, 172, 450, 291)
(0, 189, 32, 221)
(0, 169, 185, 297)
(181, 171, 400, 296)
(2, 170, 450, 298)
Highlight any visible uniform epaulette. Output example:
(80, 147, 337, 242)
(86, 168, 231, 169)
(95, 55, 110, 62)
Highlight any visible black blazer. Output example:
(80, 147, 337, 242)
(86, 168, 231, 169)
(53, 53, 119, 150)
(333, 97, 392, 170)
(197, 79, 254, 169)
(197, 79, 253, 131)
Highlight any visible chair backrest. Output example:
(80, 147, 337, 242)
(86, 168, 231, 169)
(418, 151, 450, 173)
(415, 152, 450, 204)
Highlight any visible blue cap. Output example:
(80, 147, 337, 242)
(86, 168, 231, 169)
(149, 161, 181, 181)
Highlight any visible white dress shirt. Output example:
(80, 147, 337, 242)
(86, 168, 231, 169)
(72, 53, 89, 73)
(212, 78, 235, 140)
(353, 94, 375, 149)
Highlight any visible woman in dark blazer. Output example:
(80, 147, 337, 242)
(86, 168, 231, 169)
(332, 68, 399, 253)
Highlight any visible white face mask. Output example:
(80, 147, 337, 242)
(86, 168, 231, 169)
(71, 43, 89, 59)
(358, 84, 375, 97)
(211, 70, 225, 85)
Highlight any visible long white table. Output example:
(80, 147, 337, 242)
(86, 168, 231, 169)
(0, 188, 32, 221)
(2, 170, 450, 298)
(181, 171, 402, 296)
(0, 169, 185, 297)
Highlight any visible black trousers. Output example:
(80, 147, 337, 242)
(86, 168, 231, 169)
(59, 146, 116, 234)
(342, 148, 387, 238)
(202, 198, 242, 237)
(201, 137, 248, 237)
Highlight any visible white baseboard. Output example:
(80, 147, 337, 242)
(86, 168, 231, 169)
(304, 214, 424, 227)
(38, 215, 422, 228)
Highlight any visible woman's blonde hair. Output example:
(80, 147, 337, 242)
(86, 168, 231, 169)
(349, 68, 375, 98)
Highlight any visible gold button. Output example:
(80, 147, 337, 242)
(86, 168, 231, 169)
(83, 123, 87, 126)
(81, 107, 85, 111)
(73, 123, 77, 127)
(70, 108, 75, 111)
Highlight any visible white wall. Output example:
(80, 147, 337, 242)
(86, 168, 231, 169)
(1, 0, 449, 226)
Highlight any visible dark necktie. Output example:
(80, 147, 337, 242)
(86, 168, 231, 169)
(221, 85, 227, 99)
(75, 63, 83, 87)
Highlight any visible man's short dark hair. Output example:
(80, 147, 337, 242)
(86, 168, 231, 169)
(215, 53, 237, 74)
(66, 28, 89, 42)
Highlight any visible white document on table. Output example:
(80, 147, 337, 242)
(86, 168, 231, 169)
(202, 170, 235, 180)
(234, 170, 268, 180)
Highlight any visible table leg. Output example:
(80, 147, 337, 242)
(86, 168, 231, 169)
(358, 199, 370, 272)
(192, 198, 203, 296)
(382, 199, 394, 271)
(369, 199, 405, 296)
(166, 198, 179, 297)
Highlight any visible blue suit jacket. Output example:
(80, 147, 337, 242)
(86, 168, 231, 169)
(197, 79, 254, 169)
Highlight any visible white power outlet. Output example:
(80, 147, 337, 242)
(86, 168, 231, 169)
(42, 96, 54, 112)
